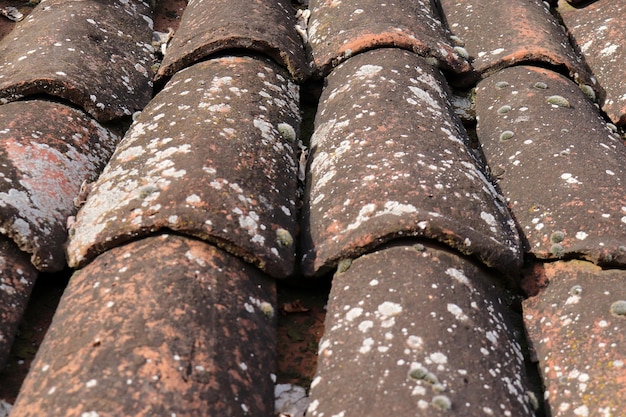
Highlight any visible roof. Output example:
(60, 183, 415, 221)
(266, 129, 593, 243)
(0, 0, 625, 415)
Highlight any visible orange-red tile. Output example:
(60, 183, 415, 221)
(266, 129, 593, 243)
(524, 260, 626, 416)
(309, 243, 537, 416)
(156, 0, 309, 83)
(0, 100, 119, 271)
(307, 0, 471, 78)
(302, 48, 521, 279)
(10, 234, 277, 417)
(476, 66, 626, 266)
(67, 56, 300, 278)
(0, 0, 154, 121)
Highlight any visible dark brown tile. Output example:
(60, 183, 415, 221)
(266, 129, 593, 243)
(10, 234, 277, 417)
(0, 100, 120, 271)
(523, 260, 626, 417)
(308, 243, 537, 417)
(301, 48, 521, 279)
(67, 56, 301, 278)
(559, 0, 626, 125)
(0, 0, 154, 122)
(156, 0, 309, 83)
(440, 0, 595, 89)
(307, 0, 471, 78)
(476, 65, 626, 266)
(0, 236, 38, 371)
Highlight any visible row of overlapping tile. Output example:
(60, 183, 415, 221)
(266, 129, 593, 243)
(0, 0, 624, 416)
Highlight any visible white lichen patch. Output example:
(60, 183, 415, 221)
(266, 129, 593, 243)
(377, 301, 403, 317)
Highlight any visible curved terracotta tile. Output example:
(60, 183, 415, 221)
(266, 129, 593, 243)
(440, 0, 595, 89)
(307, 0, 471, 78)
(0, 100, 120, 271)
(301, 48, 521, 279)
(156, 0, 309, 83)
(523, 260, 626, 417)
(67, 56, 300, 278)
(560, 0, 626, 125)
(476, 66, 626, 266)
(0, 236, 38, 371)
(10, 234, 277, 417)
(308, 243, 537, 417)
(0, 0, 154, 122)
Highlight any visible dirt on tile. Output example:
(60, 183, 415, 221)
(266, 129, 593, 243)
(0, 270, 69, 404)
(276, 281, 329, 388)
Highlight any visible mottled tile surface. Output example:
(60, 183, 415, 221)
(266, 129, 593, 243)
(67, 56, 300, 278)
(11, 234, 277, 417)
(156, 0, 309, 82)
(0, 101, 120, 271)
(308, 243, 536, 416)
(302, 48, 521, 278)
(0, 237, 37, 371)
(524, 260, 626, 417)
(441, 0, 594, 88)
(0, 0, 154, 121)
(560, 0, 626, 125)
(476, 66, 626, 266)
(307, 0, 470, 77)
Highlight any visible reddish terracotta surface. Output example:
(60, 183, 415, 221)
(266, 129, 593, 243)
(302, 48, 521, 279)
(10, 234, 277, 417)
(476, 66, 626, 266)
(440, 0, 595, 89)
(560, 0, 626, 125)
(524, 260, 626, 417)
(67, 56, 301, 278)
(0, 237, 37, 371)
(307, 0, 471, 78)
(309, 242, 537, 416)
(0, 100, 120, 271)
(0, 0, 155, 122)
(156, 0, 309, 83)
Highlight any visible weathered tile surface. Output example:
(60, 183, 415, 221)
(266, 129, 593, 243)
(560, 0, 626, 125)
(523, 260, 626, 416)
(302, 48, 521, 278)
(476, 66, 626, 266)
(156, 0, 309, 82)
(308, 243, 536, 416)
(0, 236, 38, 371)
(440, 0, 594, 88)
(10, 234, 277, 417)
(0, 0, 154, 121)
(67, 56, 300, 278)
(0, 100, 120, 271)
(307, 0, 471, 78)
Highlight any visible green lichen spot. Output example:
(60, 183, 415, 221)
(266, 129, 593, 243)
(499, 130, 515, 142)
(610, 300, 626, 317)
(408, 366, 428, 381)
(453, 46, 469, 59)
(533, 81, 548, 90)
(431, 395, 452, 411)
(336, 258, 352, 274)
(550, 231, 565, 243)
(138, 185, 159, 199)
(276, 228, 293, 247)
(550, 243, 564, 258)
(497, 105, 512, 114)
(569, 285, 582, 296)
(450, 35, 464, 46)
(546, 95, 570, 108)
(277, 123, 297, 143)
(413, 243, 426, 252)
(495, 81, 509, 89)
(580, 84, 596, 102)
